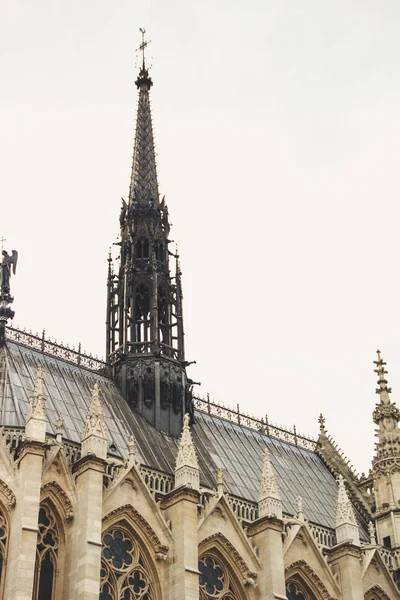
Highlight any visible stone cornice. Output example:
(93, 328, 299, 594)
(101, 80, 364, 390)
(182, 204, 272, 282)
(0, 479, 16, 507)
(324, 540, 362, 561)
(17, 439, 45, 461)
(246, 514, 283, 537)
(103, 503, 169, 555)
(199, 532, 257, 579)
(285, 560, 336, 600)
(159, 486, 199, 510)
(72, 454, 107, 478)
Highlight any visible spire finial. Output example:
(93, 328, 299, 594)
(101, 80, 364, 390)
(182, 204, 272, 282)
(128, 434, 137, 461)
(56, 415, 64, 443)
(374, 349, 392, 404)
(137, 28, 151, 71)
(318, 413, 326, 435)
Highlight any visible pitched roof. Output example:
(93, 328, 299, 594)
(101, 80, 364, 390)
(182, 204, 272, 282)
(1, 339, 359, 531)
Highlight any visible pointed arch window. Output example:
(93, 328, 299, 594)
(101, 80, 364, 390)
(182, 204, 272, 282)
(134, 284, 151, 343)
(100, 526, 155, 599)
(33, 505, 59, 600)
(0, 506, 8, 598)
(286, 579, 316, 600)
(199, 553, 242, 600)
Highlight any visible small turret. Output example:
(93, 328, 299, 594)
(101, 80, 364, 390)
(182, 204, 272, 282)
(25, 366, 47, 442)
(258, 448, 282, 519)
(81, 383, 108, 459)
(174, 414, 199, 491)
(371, 350, 400, 547)
(335, 475, 360, 545)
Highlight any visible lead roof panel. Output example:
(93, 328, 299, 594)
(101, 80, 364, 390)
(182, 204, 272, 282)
(2, 341, 344, 529)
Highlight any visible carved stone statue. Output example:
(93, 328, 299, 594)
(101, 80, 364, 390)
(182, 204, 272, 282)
(0, 250, 18, 298)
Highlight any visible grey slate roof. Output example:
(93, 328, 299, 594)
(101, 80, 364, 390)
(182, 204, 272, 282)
(2, 340, 341, 530)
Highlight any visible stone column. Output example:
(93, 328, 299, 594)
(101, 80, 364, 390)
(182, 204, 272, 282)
(248, 517, 286, 600)
(162, 487, 199, 600)
(5, 367, 47, 600)
(326, 544, 364, 600)
(71, 455, 107, 600)
(69, 383, 108, 600)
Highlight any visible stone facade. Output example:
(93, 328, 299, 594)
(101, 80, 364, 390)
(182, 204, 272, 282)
(0, 37, 399, 599)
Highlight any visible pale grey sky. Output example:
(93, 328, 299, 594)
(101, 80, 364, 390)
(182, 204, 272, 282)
(2, 1, 400, 474)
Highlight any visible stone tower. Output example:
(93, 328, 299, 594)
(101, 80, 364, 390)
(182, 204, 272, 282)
(106, 48, 192, 437)
(372, 350, 400, 548)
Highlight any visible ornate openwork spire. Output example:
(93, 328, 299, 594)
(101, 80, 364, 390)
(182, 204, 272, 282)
(25, 366, 47, 442)
(258, 448, 282, 519)
(335, 475, 360, 545)
(128, 29, 158, 205)
(81, 383, 108, 459)
(175, 414, 199, 491)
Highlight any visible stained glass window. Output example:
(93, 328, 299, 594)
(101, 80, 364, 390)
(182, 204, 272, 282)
(0, 507, 8, 598)
(198, 554, 240, 600)
(99, 527, 154, 600)
(34, 505, 59, 600)
(286, 580, 315, 600)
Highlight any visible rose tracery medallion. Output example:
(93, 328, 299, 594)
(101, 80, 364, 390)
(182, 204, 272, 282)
(100, 527, 153, 600)
(198, 554, 238, 600)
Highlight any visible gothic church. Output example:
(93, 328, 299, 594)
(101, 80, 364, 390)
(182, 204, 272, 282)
(0, 41, 399, 600)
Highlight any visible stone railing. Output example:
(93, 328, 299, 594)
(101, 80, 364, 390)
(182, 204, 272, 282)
(229, 496, 259, 522)
(6, 326, 109, 373)
(308, 523, 336, 547)
(193, 396, 316, 451)
(379, 547, 400, 570)
(139, 466, 174, 495)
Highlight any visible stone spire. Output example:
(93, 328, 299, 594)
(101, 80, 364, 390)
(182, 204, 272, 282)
(25, 366, 47, 442)
(175, 413, 199, 491)
(258, 448, 282, 519)
(335, 475, 360, 545)
(373, 350, 400, 458)
(81, 383, 108, 459)
(128, 30, 158, 205)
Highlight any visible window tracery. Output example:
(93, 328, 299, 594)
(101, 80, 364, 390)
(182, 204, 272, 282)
(34, 505, 59, 600)
(198, 554, 240, 600)
(0, 507, 8, 598)
(100, 526, 154, 600)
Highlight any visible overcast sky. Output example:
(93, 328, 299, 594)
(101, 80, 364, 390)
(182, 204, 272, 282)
(2, 1, 400, 475)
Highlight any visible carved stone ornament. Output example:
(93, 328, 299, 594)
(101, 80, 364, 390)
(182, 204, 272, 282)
(285, 560, 336, 600)
(335, 475, 357, 527)
(364, 585, 391, 600)
(199, 532, 256, 580)
(41, 481, 74, 520)
(102, 503, 168, 555)
(0, 479, 16, 508)
(175, 414, 198, 471)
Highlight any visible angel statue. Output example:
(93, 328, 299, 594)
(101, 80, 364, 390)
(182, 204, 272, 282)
(0, 250, 18, 297)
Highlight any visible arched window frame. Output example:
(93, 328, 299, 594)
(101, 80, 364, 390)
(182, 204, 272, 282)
(100, 512, 164, 600)
(285, 560, 336, 600)
(198, 537, 248, 600)
(33, 500, 65, 600)
(0, 500, 9, 600)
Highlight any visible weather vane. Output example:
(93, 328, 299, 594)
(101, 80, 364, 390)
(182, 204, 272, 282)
(137, 28, 151, 69)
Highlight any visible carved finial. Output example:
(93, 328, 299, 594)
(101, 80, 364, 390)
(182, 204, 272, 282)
(296, 495, 305, 521)
(368, 521, 377, 545)
(81, 383, 108, 459)
(174, 413, 199, 491)
(258, 448, 282, 519)
(56, 415, 64, 443)
(374, 349, 392, 402)
(25, 366, 47, 442)
(0, 249, 18, 346)
(216, 467, 224, 497)
(318, 413, 326, 435)
(335, 475, 360, 545)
